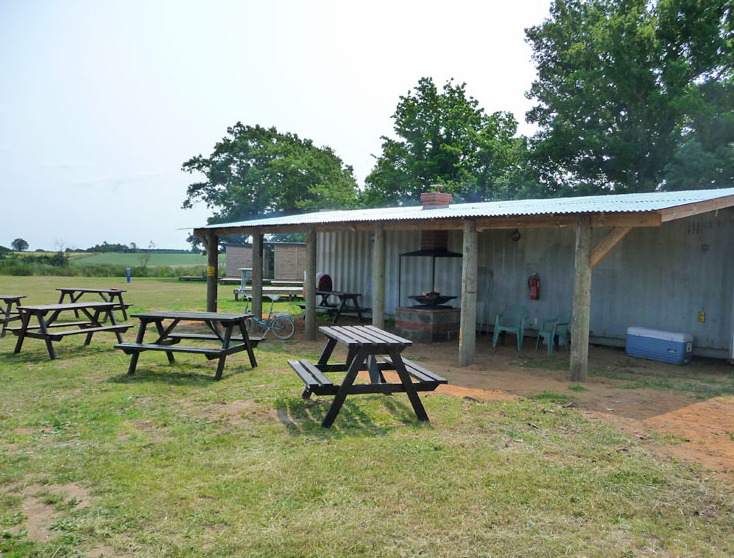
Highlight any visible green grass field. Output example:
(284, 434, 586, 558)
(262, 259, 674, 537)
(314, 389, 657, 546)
(1, 276, 733, 557)
(66, 252, 225, 267)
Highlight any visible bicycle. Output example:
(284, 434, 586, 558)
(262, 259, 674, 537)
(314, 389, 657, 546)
(243, 294, 296, 340)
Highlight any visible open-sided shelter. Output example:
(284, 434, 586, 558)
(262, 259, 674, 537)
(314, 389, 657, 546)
(193, 187, 734, 381)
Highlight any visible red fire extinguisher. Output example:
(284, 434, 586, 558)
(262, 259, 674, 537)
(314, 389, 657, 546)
(528, 273, 540, 300)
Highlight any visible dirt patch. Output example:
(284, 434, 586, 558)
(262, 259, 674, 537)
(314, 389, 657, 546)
(393, 337, 734, 481)
(12, 482, 90, 541)
(6, 481, 131, 557)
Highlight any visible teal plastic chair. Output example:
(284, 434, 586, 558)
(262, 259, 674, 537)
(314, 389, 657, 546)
(492, 305, 529, 351)
(535, 312, 571, 356)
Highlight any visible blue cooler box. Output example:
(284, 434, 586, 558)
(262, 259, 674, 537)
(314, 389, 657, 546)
(626, 327, 693, 365)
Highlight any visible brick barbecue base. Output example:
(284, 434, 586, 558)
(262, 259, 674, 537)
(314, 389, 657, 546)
(395, 306, 461, 342)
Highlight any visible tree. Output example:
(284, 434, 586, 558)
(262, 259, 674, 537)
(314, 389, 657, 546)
(363, 77, 529, 206)
(181, 124, 359, 225)
(11, 238, 29, 251)
(525, 0, 734, 194)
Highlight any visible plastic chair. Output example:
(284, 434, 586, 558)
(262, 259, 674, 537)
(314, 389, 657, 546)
(535, 312, 571, 356)
(492, 305, 529, 351)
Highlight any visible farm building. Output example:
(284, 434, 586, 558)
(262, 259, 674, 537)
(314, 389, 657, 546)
(224, 242, 306, 281)
(194, 187, 734, 379)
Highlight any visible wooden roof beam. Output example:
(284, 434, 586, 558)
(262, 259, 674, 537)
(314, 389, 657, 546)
(659, 195, 734, 222)
(590, 227, 632, 269)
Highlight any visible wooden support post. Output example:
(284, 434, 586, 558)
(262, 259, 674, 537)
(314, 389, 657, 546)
(459, 219, 478, 366)
(251, 233, 263, 319)
(305, 227, 317, 341)
(206, 233, 218, 312)
(570, 216, 592, 382)
(372, 223, 386, 329)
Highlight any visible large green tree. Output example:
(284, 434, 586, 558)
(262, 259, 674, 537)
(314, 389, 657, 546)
(526, 0, 733, 194)
(182, 123, 359, 224)
(363, 77, 530, 206)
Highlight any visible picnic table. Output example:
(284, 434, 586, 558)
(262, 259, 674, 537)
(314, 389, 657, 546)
(288, 325, 447, 427)
(1, 295, 26, 338)
(315, 291, 370, 324)
(11, 302, 131, 359)
(116, 311, 260, 381)
(57, 287, 130, 320)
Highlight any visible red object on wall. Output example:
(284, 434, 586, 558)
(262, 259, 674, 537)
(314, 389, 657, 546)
(528, 274, 540, 300)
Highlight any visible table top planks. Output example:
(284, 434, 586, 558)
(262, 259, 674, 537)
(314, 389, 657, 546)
(131, 311, 251, 322)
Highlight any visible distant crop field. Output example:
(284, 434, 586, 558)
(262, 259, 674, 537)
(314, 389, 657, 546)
(67, 252, 224, 267)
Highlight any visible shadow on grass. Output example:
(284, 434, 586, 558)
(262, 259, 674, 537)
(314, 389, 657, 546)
(0, 343, 115, 364)
(104, 363, 248, 387)
(276, 393, 432, 438)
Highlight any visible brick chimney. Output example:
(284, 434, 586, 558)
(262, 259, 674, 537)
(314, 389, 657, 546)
(420, 184, 452, 209)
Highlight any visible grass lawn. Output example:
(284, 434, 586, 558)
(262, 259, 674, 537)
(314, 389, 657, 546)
(64, 252, 224, 268)
(1, 276, 733, 557)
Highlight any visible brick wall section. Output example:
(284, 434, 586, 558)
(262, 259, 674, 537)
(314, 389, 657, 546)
(421, 230, 449, 250)
(420, 191, 452, 208)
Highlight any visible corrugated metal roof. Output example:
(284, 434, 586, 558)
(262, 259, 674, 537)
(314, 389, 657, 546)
(199, 187, 734, 229)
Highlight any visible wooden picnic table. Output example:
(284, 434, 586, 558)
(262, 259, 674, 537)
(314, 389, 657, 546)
(11, 302, 131, 359)
(116, 311, 259, 381)
(288, 325, 447, 427)
(1, 295, 26, 338)
(57, 287, 130, 320)
(316, 291, 370, 324)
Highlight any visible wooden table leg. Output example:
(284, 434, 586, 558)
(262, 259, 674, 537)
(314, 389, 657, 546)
(37, 316, 57, 360)
(152, 320, 176, 364)
(317, 338, 338, 366)
(127, 320, 148, 375)
(321, 348, 366, 428)
(331, 297, 348, 324)
(388, 348, 429, 422)
(237, 319, 257, 368)
(214, 324, 234, 380)
(13, 312, 31, 354)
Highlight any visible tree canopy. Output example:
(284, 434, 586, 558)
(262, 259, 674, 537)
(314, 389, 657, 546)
(11, 238, 28, 252)
(526, 0, 734, 194)
(182, 123, 359, 224)
(362, 77, 530, 206)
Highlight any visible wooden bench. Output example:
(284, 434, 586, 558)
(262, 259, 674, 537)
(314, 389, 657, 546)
(166, 332, 265, 347)
(116, 342, 227, 359)
(6, 321, 94, 332)
(40, 324, 132, 342)
(288, 358, 337, 397)
(384, 356, 447, 390)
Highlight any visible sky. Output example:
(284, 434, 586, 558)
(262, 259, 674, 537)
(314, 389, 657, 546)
(0, 0, 551, 251)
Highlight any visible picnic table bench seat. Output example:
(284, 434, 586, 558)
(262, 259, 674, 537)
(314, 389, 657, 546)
(289, 356, 447, 398)
(116, 342, 231, 359)
(31, 324, 132, 342)
(383, 356, 447, 389)
(6, 321, 94, 332)
(165, 332, 265, 347)
(288, 358, 338, 397)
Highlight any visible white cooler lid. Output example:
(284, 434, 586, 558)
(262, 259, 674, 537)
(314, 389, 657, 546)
(627, 327, 693, 343)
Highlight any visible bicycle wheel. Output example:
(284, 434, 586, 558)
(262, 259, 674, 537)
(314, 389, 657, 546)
(270, 315, 295, 340)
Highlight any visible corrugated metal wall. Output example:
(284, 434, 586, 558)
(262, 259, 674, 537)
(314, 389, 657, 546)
(317, 207, 734, 358)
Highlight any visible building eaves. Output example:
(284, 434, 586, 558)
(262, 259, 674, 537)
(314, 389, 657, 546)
(197, 187, 734, 230)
